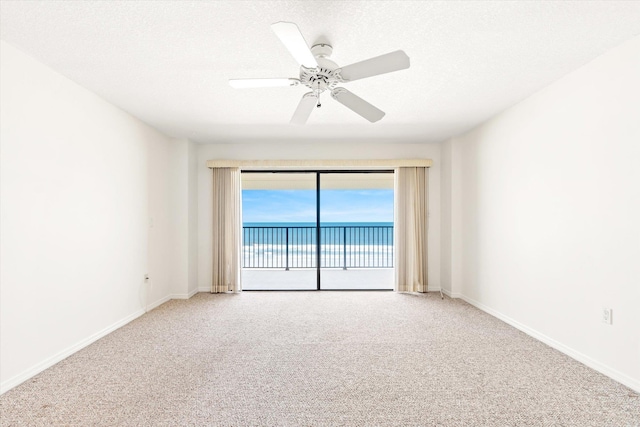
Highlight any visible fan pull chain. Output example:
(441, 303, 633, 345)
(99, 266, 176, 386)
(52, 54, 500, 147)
(316, 81, 322, 108)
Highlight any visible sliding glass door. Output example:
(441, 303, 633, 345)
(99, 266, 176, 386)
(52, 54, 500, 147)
(241, 172, 317, 290)
(241, 171, 394, 290)
(319, 172, 394, 290)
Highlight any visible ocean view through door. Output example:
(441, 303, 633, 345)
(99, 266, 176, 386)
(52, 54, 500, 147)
(319, 172, 394, 290)
(241, 171, 394, 290)
(242, 172, 317, 290)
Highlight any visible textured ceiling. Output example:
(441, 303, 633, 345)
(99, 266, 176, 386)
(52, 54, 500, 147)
(1, 1, 640, 144)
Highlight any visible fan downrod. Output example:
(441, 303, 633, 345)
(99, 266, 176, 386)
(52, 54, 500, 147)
(310, 43, 333, 58)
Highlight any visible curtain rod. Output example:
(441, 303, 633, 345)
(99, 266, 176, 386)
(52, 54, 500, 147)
(206, 159, 432, 169)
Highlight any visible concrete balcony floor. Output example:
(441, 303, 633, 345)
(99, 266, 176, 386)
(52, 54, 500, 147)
(242, 268, 394, 290)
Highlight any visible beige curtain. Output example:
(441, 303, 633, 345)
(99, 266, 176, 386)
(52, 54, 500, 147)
(211, 167, 242, 293)
(395, 167, 428, 292)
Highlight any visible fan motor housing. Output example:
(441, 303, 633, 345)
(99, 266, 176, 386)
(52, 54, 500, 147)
(300, 44, 342, 92)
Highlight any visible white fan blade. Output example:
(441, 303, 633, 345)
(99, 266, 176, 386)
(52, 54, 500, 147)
(271, 22, 318, 68)
(229, 78, 299, 89)
(339, 50, 410, 82)
(331, 88, 385, 123)
(290, 93, 317, 125)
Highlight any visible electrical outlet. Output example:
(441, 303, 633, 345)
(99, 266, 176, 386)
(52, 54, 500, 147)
(601, 308, 612, 325)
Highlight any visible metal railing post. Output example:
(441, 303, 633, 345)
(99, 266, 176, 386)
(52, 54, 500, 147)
(343, 227, 347, 270)
(285, 227, 289, 271)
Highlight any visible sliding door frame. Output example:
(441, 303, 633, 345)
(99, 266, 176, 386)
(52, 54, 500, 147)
(241, 169, 394, 291)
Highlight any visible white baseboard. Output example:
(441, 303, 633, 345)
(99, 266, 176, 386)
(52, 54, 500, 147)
(441, 288, 462, 298)
(146, 294, 171, 312)
(1, 308, 145, 395)
(198, 286, 210, 293)
(460, 294, 640, 394)
(170, 287, 199, 300)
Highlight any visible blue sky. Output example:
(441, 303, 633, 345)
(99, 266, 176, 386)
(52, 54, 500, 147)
(242, 190, 394, 223)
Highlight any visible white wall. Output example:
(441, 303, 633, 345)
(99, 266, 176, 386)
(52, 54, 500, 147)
(188, 141, 199, 296)
(440, 142, 452, 294)
(0, 41, 184, 393)
(440, 139, 464, 298)
(442, 36, 640, 391)
(197, 141, 441, 292)
(158, 139, 198, 305)
(148, 136, 178, 307)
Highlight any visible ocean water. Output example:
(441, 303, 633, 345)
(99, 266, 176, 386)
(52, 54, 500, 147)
(242, 222, 393, 245)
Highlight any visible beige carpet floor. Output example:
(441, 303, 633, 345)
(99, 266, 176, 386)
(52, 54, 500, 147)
(1, 292, 639, 426)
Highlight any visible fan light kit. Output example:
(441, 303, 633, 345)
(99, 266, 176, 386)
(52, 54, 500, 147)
(229, 22, 410, 124)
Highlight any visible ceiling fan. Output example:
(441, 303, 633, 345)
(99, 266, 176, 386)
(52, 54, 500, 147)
(229, 22, 410, 124)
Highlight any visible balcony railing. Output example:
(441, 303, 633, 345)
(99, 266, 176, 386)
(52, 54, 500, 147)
(243, 225, 394, 269)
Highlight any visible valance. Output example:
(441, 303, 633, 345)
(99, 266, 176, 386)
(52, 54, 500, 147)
(206, 159, 432, 169)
